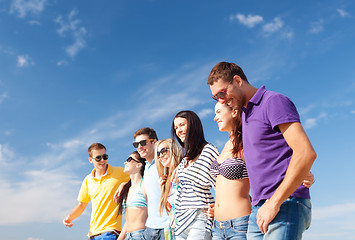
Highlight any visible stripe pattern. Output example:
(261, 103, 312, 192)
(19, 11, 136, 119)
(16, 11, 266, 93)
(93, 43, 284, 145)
(175, 143, 219, 235)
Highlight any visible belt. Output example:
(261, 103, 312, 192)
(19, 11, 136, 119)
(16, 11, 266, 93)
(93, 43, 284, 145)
(89, 230, 121, 239)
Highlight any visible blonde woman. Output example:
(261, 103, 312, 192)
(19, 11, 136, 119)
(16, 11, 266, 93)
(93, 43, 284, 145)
(155, 138, 183, 239)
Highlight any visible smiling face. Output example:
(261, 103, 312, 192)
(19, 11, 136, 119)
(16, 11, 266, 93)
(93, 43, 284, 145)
(173, 117, 188, 143)
(214, 102, 237, 133)
(123, 153, 141, 174)
(157, 142, 171, 168)
(89, 148, 108, 173)
(134, 134, 155, 160)
(210, 77, 246, 110)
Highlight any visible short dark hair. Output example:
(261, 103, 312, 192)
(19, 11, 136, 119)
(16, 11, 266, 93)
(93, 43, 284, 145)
(171, 110, 207, 160)
(88, 143, 106, 157)
(207, 62, 248, 85)
(133, 127, 158, 140)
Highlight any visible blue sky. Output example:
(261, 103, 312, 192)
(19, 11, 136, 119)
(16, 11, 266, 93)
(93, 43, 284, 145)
(1, 0, 355, 239)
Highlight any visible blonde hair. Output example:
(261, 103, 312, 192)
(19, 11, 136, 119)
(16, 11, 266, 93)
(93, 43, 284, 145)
(155, 138, 182, 214)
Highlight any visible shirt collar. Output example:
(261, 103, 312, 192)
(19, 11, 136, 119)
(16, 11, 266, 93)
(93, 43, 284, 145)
(242, 85, 267, 112)
(91, 164, 111, 178)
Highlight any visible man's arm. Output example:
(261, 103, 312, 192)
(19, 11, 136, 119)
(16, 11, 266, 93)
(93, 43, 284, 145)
(62, 202, 88, 228)
(256, 122, 316, 234)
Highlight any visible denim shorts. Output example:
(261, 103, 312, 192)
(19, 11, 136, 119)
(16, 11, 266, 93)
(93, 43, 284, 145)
(247, 197, 312, 240)
(175, 209, 212, 240)
(212, 215, 249, 240)
(126, 229, 146, 240)
(143, 227, 165, 240)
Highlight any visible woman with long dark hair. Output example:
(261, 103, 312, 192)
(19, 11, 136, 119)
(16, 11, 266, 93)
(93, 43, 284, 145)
(117, 151, 147, 240)
(171, 110, 218, 240)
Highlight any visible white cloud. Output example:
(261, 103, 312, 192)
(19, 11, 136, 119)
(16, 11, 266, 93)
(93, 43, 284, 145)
(55, 9, 87, 57)
(313, 202, 355, 220)
(10, 0, 46, 18)
(0, 62, 214, 225)
(303, 113, 327, 130)
(337, 9, 350, 18)
(27, 237, 43, 240)
(198, 108, 213, 119)
(0, 144, 15, 165)
(17, 54, 33, 67)
(310, 19, 324, 34)
(262, 17, 284, 35)
(57, 60, 67, 66)
(351, 110, 355, 114)
(232, 13, 263, 28)
(0, 92, 8, 104)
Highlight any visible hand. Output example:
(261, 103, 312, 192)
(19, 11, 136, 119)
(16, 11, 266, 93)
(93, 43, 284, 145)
(256, 200, 280, 234)
(159, 175, 167, 186)
(204, 204, 215, 220)
(63, 216, 73, 228)
(302, 172, 314, 188)
(114, 182, 127, 203)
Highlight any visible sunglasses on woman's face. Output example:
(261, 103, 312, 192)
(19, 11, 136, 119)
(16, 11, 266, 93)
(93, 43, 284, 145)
(92, 154, 109, 162)
(133, 139, 154, 148)
(126, 156, 140, 163)
(157, 147, 169, 158)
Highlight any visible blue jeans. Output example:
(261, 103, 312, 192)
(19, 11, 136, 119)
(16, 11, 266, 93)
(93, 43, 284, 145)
(247, 197, 312, 240)
(90, 231, 118, 240)
(212, 215, 249, 240)
(143, 227, 165, 240)
(126, 229, 146, 240)
(175, 209, 212, 240)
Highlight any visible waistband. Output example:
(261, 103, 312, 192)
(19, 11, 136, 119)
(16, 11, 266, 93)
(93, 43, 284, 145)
(213, 215, 249, 229)
(89, 230, 120, 239)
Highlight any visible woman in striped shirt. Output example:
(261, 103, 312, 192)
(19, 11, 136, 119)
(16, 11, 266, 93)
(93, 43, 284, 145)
(171, 110, 218, 240)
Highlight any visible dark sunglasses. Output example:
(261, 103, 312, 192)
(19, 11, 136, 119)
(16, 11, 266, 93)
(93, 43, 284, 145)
(212, 83, 231, 101)
(92, 154, 109, 162)
(133, 139, 154, 148)
(126, 156, 140, 163)
(157, 147, 169, 158)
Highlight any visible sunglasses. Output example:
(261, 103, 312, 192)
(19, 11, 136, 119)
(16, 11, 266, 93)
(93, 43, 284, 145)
(157, 147, 169, 158)
(212, 83, 231, 101)
(133, 139, 154, 148)
(91, 154, 109, 162)
(126, 156, 140, 163)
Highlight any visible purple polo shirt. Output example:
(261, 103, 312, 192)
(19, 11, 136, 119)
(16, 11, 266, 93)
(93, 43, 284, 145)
(242, 86, 310, 206)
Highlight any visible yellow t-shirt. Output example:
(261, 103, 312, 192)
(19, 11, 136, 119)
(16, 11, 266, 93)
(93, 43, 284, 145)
(78, 164, 130, 236)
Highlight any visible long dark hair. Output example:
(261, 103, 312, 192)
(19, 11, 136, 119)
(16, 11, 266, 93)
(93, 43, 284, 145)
(171, 110, 207, 160)
(231, 109, 243, 157)
(118, 151, 146, 214)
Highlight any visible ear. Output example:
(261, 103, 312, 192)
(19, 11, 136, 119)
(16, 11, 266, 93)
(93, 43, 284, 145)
(233, 75, 243, 86)
(88, 157, 93, 164)
(231, 109, 239, 118)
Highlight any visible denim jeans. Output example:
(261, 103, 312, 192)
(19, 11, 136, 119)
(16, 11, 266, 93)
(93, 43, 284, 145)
(212, 215, 249, 240)
(143, 227, 165, 240)
(247, 197, 312, 240)
(175, 209, 212, 240)
(126, 229, 146, 240)
(90, 231, 118, 240)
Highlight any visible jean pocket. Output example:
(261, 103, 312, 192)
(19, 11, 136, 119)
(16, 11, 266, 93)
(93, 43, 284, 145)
(232, 220, 248, 233)
(296, 198, 312, 210)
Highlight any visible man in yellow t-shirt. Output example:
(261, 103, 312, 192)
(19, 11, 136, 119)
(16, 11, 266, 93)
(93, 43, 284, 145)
(63, 143, 130, 240)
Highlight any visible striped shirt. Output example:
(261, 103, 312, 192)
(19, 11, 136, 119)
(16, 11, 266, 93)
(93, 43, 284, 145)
(175, 143, 219, 235)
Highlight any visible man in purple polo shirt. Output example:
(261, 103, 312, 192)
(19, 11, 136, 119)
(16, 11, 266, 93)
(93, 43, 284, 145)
(207, 62, 316, 240)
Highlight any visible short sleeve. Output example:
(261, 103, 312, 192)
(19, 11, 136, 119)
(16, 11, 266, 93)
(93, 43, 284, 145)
(266, 94, 300, 131)
(77, 176, 91, 203)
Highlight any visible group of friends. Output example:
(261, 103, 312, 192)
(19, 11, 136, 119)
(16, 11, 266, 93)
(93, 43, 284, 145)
(63, 62, 316, 240)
